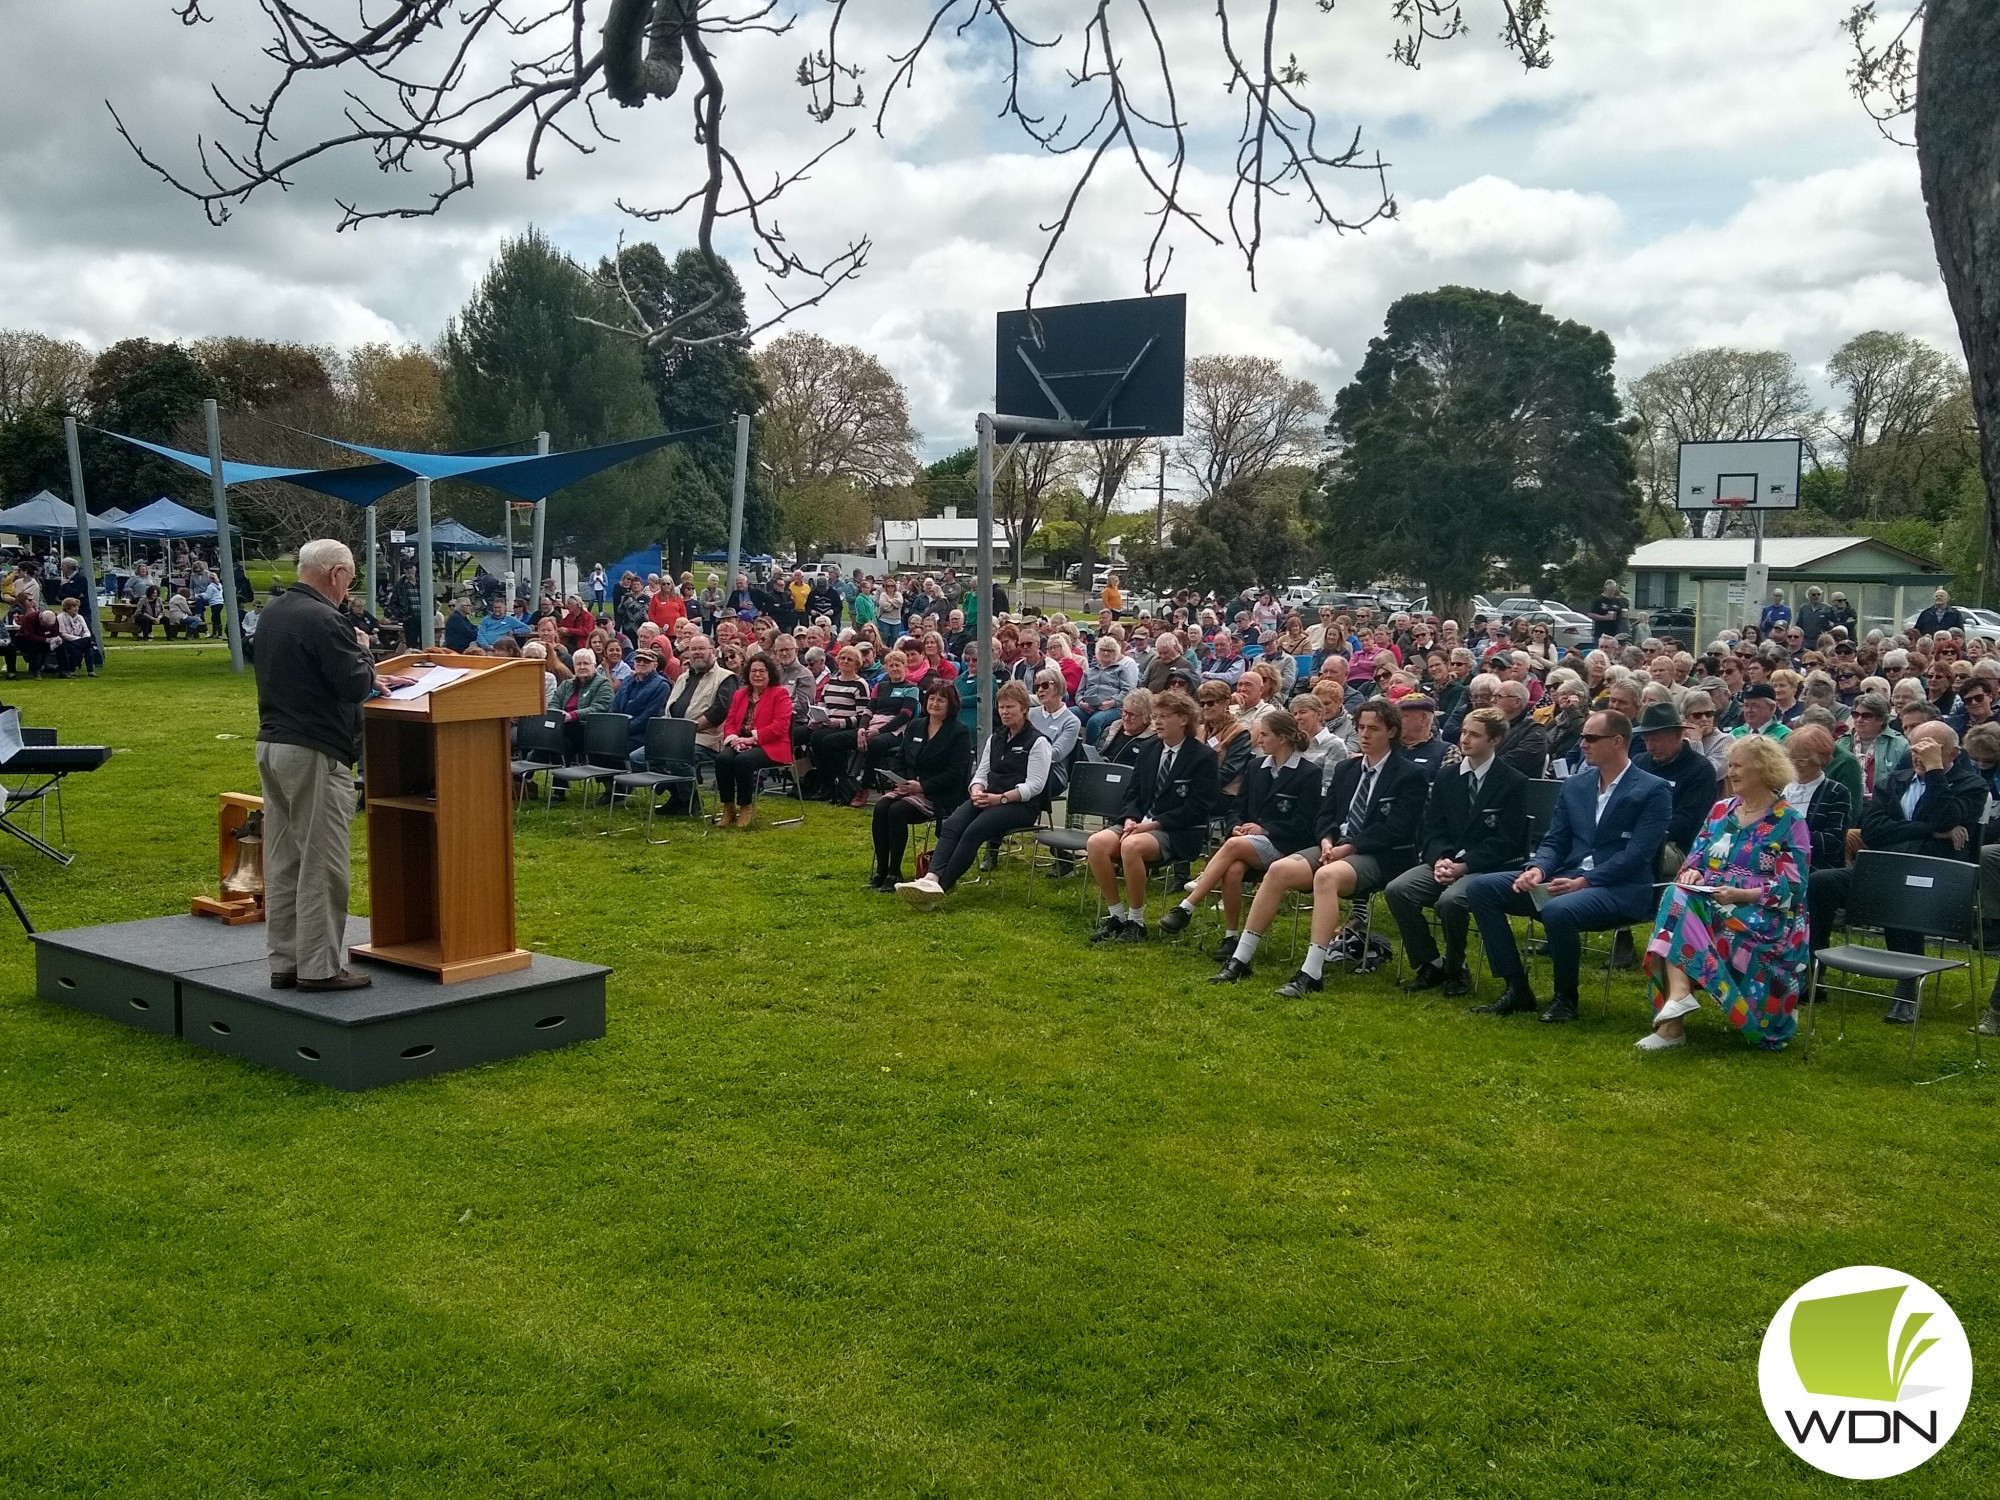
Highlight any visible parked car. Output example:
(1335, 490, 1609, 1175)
(1902, 606, 2000, 644)
(1515, 607, 1597, 651)
(1065, 563, 1115, 590)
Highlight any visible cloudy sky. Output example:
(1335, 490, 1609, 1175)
(0, 1, 1951, 466)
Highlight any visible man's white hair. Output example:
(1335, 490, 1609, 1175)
(297, 539, 355, 576)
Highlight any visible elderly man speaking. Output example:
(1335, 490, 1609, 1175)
(255, 539, 411, 992)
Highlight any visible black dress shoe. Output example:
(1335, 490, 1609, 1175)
(1607, 929, 1638, 970)
(1115, 920, 1148, 943)
(1156, 905, 1193, 935)
(1883, 997, 1919, 1025)
(1400, 962, 1447, 993)
(1210, 934, 1241, 963)
(1275, 969, 1323, 998)
(1473, 978, 1538, 1015)
(1539, 992, 1580, 1024)
(1088, 913, 1125, 943)
(1441, 966, 1473, 997)
(1209, 957, 1252, 984)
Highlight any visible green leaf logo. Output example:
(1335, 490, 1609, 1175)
(1790, 1284, 1940, 1402)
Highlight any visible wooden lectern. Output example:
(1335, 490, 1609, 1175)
(350, 652, 545, 983)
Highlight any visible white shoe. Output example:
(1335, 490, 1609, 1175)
(1634, 1030, 1688, 1052)
(897, 876, 945, 911)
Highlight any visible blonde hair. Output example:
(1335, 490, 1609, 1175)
(1728, 733, 1794, 798)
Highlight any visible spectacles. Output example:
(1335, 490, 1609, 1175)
(1686, 709, 1716, 720)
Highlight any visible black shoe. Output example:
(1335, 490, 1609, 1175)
(1440, 966, 1473, 998)
(1047, 860, 1075, 879)
(866, 874, 892, 892)
(1884, 998, 1919, 1025)
(1156, 905, 1193, 936)
(1401, 962, 1447, 993)
(1539, 992, 1580, 1024)
(979, 848, 999, 873)
(1276, 969, 1323, 998)
(1353, 935, 1394, 975)
(1115, 920, 1148, 943)
(1473, 978, 1539, 1016)
(1209, 957, 1252, 984)
(1210, 934, 1241, 964)
(1088, 913, 1125, 943)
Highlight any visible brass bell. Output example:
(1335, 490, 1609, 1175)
(222, 810, 265, 899)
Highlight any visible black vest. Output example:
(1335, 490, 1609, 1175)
(985, 722, 1048, 807)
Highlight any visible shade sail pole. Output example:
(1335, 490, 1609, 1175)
(531, 430, 549, 610)
(62, 416, 102, 653)
(203, 399, 246, 674)
(365, 505, 379, 617)
(725, 413, 750, 611)
(416, 476, 436, 648)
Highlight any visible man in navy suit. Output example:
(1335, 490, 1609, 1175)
(1461, 709, 1672, 1023)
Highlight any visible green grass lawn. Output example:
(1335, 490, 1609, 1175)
(0, 649, 1993, 1497)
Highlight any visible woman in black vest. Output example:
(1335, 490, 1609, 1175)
(898, 680, 1049, 908)
(1156, 709, 1322, 951)
(869, 679, 973, 890)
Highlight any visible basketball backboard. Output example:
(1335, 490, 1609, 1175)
(1676, 439, 1803, 511)
(993, 294, 1185, 443)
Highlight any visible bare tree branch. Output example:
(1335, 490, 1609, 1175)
(1843, 1, 1924, 147)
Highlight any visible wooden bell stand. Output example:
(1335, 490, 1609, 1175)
(192, 793, 267, 925)
(349, 652, 545, 983)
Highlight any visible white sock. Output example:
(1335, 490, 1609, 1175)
(1129, 904, 1145, 926)
(1222, 927, 1238, 941)
(1176, 897, 1195, 913)
(1301, 943, 1329, 980)
(1107, 902, 1127, 920)
(1232, 931, 1262, 964)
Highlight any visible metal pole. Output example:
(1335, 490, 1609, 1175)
(725, 411, 750, 613)
(1155, 445, 1166, 546)
(62, 416, 102, 653)
(977, 412, 996, 752)
(502, 494, 515, 615)
(531, 430, 549, 614)
(365, 504, 379, 615)
(202, 399, 246, 673)
(416, 475, 436, 648)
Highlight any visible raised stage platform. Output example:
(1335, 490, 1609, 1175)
(32, 915, 607, 1090)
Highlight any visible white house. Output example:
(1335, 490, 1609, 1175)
(1624, 535, 1946, 642)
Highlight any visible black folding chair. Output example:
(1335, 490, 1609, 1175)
(1032, 759, 1134, 905)
(753, 755, 810, 828)
(1807, 851, 1982, 1074)
(545, 712, 632, 823)
(510, 715, 569, 803)
(611, 716, 702, 843)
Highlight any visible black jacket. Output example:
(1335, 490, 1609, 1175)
(1122, 736, 1221, 835)
(897, 713, 972, 814)
(1633, 743, 1720, 850)
(1494, 711, 1549, 779)
(1400, 733, 1449, 783)
(253, 582, 377, 764)
(1417, 757, 1529, 872)
(1238, 754, 1322, 854)
(1793, 777, 1853, 871)
(1860, 753, 1986, 859)
(1316, 751, 1428, 873)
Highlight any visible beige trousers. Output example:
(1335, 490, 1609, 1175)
(256, 741, 355, 981)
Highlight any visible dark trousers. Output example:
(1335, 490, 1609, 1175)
(1807, 866, 1924, 999)
(807, 726, 859, 796)
(59, 636, 101, 674)
(872, 795, 934, 879)
(1383, 863, 1481, 972)
(713, 745, 776, 804)
(1462, 871, 1654, 995)
(931, 799, 1041, 891)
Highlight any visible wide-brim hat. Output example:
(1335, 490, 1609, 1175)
(1635, 702, 1683, 733)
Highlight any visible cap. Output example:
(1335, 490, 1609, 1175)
(1636, 702, 1684, 733)
(1399, 695, 1438, 712)
(1743, 682, 1778, 701)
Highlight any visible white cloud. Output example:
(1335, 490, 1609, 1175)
(0, 0, 1959, 464)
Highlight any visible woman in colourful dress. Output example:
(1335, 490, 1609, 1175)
(1639, 733, 1810, 1053)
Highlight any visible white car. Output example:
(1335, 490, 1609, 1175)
(1517, 607, 1597, 650)
(1903, 606, 2000, 644)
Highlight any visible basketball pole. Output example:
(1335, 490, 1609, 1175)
(976, 413, 995, 751)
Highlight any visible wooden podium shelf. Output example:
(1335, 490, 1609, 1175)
(350, 653, 545, 983)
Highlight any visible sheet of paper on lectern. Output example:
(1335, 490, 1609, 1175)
(386, 665, 473, 701)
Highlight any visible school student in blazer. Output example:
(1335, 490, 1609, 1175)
(1154, 709, 1321, 949)
(1461, 708, 1672, 1024)
(1085, 690, 1221, 941)
(1212, 696, 1429, 995)
(1387, 707, 1529, 997)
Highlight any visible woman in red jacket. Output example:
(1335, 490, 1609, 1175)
(714, 650, 796, 828)
(559, 595, 596, 651)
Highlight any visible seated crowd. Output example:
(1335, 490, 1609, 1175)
(511, 564, 2000, 1049)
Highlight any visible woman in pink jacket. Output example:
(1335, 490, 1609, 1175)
(714, 651, 796, 828)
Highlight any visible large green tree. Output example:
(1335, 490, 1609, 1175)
(1126, 467, 1315, 598)
(86, 338, 220, 508)
(440, 229, 659, 564)
(601, 242, 772, 573)
(1319, 287, 1638, 620)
